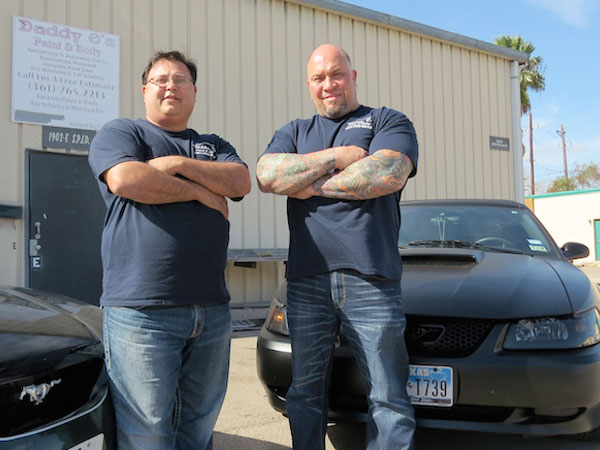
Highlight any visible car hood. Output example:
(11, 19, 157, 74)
(400, 248, 598, 319)
(0, 286, 101, 372)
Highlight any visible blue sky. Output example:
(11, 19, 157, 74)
(344, 0, 599, 193)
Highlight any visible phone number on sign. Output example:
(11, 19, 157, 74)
(28, 81, 106, 99)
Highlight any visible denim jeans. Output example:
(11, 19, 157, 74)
(286, 270, 415, 450)
(103, 303, 231, 450)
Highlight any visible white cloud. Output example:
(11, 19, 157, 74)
(525, 0, 596, 28)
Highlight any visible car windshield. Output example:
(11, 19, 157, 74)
(398, 204, 559, 257)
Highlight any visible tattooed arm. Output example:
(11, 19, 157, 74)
(289, 149, 414, 200)
(256, 145, 367, 195)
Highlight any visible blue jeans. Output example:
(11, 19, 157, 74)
(103, 303, 231, 450)
(286, 270, 415, 450)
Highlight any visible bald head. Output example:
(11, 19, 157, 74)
(306, 44, 359, 119)
(307, 44, 352, 70)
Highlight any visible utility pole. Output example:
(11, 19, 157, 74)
(529, 111, 534, 195)
(556, 123, 568, 179)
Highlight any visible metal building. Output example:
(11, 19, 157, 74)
(0, 0, 527, 308)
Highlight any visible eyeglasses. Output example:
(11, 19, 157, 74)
(147, 76, 194, 88)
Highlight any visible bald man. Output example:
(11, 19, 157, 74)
(256, 44, 418, 450)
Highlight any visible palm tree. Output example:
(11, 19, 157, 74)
(495, 35, 545, 194)
(494, 35, 545, 115)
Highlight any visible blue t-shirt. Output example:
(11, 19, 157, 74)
(263, 105, 418, 280)
(88, 118, 246, 307)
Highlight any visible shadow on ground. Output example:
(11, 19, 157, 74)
(214, 432, 290, 450)
(327, 422, 366, 449)
(325, 422, 600, 450)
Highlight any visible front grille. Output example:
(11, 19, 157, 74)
(406, 317, 494, 358)
(0, 348, 104, 437)
(415, 404, 514, 423)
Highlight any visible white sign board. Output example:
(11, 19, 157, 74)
(12, 16, 120, 130)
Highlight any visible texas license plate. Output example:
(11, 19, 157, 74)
(67, 433, 104, 450)
(407, 364, 453, 407)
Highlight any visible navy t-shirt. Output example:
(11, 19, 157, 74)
(88, 118, 246, 307)
(263, 105, 418, 280)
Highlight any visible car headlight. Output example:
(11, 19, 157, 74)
(264, 298, 289, 336)
(503, 309, 600, 350)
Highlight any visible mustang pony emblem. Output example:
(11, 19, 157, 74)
(19, 379, 62, 405)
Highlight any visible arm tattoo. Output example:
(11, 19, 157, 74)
(312, 150, 413, 200)
(257, 152, 336, 195)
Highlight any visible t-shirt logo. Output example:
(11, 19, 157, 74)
(345, 115, 373, 130)
(194, 142, 217, 160)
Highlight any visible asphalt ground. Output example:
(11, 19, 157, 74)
(214, 264, 600, 449)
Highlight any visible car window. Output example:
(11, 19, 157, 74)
(398, 204, 558, 257)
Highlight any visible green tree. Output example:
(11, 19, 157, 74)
(494, 35, 545, 114)
(547, 176, 577, 193)
(547, 163, 600, 193)
(573, 163, 600, 189)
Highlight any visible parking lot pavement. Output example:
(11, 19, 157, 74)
(213, 332, 292, 449)
(215, 334, 600, 450)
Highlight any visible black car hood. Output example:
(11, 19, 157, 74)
(0, 286, 101, 374)
(400, 248, 597, 319)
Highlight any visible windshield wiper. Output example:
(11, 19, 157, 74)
(407, 240, 527, 255)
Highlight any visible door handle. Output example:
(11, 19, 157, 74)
(30, 222, 42, 256)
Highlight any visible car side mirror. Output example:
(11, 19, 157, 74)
(561, 242, 589, 260)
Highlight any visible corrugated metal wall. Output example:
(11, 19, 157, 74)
(1, 0, 520, 304)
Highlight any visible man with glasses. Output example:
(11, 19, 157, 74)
(257, 44, 418, 449)
(89, 50, 250, 450)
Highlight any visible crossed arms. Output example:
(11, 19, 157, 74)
(104, 156, 251, 219)
(256, 145, 414, 200)
(105, 141, 410, 218)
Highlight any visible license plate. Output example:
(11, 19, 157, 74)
(67, 434, 104, 450)
(407, 364, 453, 407)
